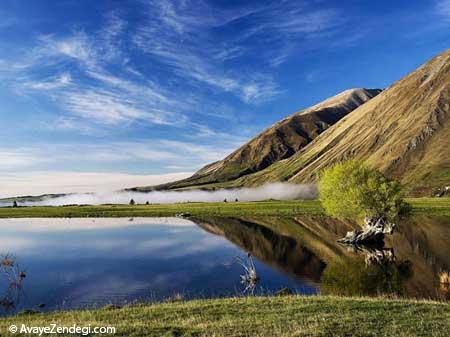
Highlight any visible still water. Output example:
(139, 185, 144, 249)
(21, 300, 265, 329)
(0, 215, 448, 315)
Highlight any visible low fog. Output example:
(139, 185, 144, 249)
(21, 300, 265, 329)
(12, 183, 317, 206)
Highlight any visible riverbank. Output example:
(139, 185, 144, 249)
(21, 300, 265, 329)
(0, 295, 449, 336)
(0, 198, 449, 218)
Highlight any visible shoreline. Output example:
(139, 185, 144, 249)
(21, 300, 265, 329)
(0, 198, 449, 218)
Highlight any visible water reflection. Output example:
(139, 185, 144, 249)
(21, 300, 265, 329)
(0, 217, 309, 315)
(195, 217, 325, 283)
(440, 271, 450, 300)
(0, 214, 448, 315)
(0, 255, 26, 313)
(320, 249, 413, 297)
(194, 215, 450, 301)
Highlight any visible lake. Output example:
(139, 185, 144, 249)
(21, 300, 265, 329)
(0, 215, 449, 315)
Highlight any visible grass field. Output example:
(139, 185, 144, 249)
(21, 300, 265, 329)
(0, 295, 448, 336)
(0, 198, 449, 218)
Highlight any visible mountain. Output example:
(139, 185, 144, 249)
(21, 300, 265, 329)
(229, 49, 450, 195)
(134, 88, 381, 191)
(135, 49, 450, 196)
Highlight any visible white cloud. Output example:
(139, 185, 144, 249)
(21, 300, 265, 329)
(61, 89, 153, 125)
(213, 46, 245, 61)
(97, 11, 127, 60)
(437, 0, 450, 21)
(3, 22, 190, 127)
(274, 8, 340, 34)
(9, 28, 241, 128)
(87, 71, 161, 98)
(1, 0, 349, 136)
(0, 149, 47, 169)
(0, 144, 151, 165)
(133, 0, 285, 103)
(39, 116, 97, 134)
(56, 85, 188, 126)
(38, 32, 95, 65)
(57, 38, 90, 60)
(10, 46, 188, 127)
(0, 1, 355, 186)
(23, 72, 72, 90)
(158, 139, 238, 163)
(133, 32, 241, 93)
(0, 139, 239, 176)
(0, 218, 196, 232)
(131, 0, 348, 103)
(241, 80, 281, 103)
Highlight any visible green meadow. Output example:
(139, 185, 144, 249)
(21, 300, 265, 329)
(0, 198, 449, 218)
(0, 296, 448, 337)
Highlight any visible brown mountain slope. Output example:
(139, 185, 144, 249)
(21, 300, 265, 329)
(139, 88, 380, 191)
(231, 49, 450, 195)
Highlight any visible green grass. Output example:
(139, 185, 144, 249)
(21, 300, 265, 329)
(0, 200, 322, 218)
(405, 197, 450, 216)
(0, 198, 449, 218)
(0, 296, 448, 336)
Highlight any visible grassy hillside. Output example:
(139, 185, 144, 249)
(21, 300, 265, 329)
(0, 198, 449, 218)
(0, 296, 448, 337)
(225, 50, 450, 195)
(132, 89, 380, 192)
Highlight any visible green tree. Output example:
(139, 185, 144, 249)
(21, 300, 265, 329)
(318, 160, 408, 222)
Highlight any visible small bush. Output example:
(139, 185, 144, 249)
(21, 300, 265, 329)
(318, 160, 409, 222)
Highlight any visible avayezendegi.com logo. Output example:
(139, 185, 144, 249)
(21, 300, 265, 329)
(8, 323, 116, 335)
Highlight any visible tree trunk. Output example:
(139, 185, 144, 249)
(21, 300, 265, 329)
(338, 216, 396, 244)
(344, 244, 395, 266)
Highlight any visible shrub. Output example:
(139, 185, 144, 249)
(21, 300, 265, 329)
(318, 160, 409, 222)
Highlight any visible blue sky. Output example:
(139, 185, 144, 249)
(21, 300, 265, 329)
(0, 0, 449, 197)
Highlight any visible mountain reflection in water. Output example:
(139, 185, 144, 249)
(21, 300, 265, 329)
(0, 215, 448, 315)
(193, 215, 450, 301)
(195, 217, 326, 283)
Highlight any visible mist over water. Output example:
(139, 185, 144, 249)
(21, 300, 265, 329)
(12, 183, 318, 206)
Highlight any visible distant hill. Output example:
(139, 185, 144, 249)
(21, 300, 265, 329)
(0, 193, 69, 203)
(133, 88, 381, 191)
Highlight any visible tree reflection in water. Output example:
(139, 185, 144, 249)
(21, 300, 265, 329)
(194, 215, 450, 300)
(321, 244, 413, 297)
